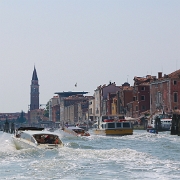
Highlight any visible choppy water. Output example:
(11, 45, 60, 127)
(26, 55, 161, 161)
(0, 130, 180, 180)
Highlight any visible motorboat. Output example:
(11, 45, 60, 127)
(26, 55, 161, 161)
(147, 128, 158, 134)
(12, 127, 64, 150)
(93, 115, 133, 136)
(148, 113, 172, 131)
(60, 126, 90, 137)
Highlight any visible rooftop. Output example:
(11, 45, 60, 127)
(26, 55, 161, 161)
(54, 91, 89, 97)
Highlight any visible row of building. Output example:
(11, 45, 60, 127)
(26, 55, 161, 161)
(2, 67, 180, 128)
(29, 69, 180, 127)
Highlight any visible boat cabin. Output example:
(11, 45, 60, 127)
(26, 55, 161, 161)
(100, 121, 132, 129)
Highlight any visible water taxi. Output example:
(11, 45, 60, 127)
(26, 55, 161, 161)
(60, 126, 90, 137)
(94, 115, 133, 136)
(12, 127, 64, 150)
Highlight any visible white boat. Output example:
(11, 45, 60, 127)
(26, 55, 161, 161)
(59, 126, 90, 137)
(12, 127, 64, 150)
(149, 113, 172, 131)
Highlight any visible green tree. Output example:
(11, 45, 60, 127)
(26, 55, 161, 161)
(43, 101, 49, 118)
(16, 111, 26, 124)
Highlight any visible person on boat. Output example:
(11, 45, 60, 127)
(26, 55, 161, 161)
(35, 135, 45, 143)
(54, 136, 59, 144)
(45, 135, 54, 144)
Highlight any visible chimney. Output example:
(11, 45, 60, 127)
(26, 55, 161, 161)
(158, 72, 162, 79)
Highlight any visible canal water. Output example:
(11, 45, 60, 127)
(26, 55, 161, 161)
(0, 130, 180, 180)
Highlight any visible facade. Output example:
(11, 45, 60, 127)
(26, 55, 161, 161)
(49, 96, 60, 122)
(101, 82, 120, 116)
(126, 75, 154, 118)
(150, 70, 180, 115)
(88, 97, 95, 121)
(64, 104, 78, 125)
(30, 66, 39, 110)
(117, 82, 133, 115)
(29, 109, 45, 124)
(54, 92, 88, 125)
(94, 87, 101, 120)
(94, 82, 120, 119)
(106, 92, 116, 115)
(0, 112, 28, 121)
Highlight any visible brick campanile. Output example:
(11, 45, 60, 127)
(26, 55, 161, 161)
(30, 66, 39, 110)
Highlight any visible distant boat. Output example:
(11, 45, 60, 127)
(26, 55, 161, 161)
(12, 127, 64, 150)
(93, 115, 133, 136)
(148, 113, 172, 131)
(59, 126, 90, 137)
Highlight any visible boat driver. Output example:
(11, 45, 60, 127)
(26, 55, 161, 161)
(35, 135, 45, 143)
(45, 135, 55, 144)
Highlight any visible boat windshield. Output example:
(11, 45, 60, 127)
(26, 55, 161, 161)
(73, 129, 85, 134)
(102, 115, 125, 121)
(33, 134, 62, 144)
(159, 114, 172, 119)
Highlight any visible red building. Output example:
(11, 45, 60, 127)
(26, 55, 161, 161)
(150, 70, 180, 115)
(126, 75, 154, 118)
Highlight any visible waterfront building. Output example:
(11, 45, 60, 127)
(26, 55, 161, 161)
(94, 86, 101, 120)
(54, 92, 88, 125)
(126, 75, 154, 118)
(94, 82, 120, 120)
(150, 70, 180, 115)
(49, 96, 60, 122)
(88, 97, 95, 122)
(29, 109, 45, 124)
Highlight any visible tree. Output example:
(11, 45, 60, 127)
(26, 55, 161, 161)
(16, 111, 26, 124)
(43, 101, 49, 118)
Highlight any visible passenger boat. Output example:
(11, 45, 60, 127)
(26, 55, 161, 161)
(93, 115, 133, 136)
(148, 113, 172, 131)
(12, 127, 64, 150)
(60, 126, 90, 137)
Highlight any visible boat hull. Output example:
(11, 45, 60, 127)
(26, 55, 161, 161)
(58, 127, 90, 137)
(93, 128, 133, 136)
(12, 137, 63, 150)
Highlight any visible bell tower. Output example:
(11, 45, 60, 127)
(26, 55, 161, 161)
(30, 66, 39, 110)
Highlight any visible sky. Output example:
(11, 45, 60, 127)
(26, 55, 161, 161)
(0, 0, 180, 113)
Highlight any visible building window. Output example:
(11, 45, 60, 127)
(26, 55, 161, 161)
(174, 80, 177, 85)
(136, 105, 138, 111)
(157, 92, 162, 104)
(141, 105, 146, 110)
(174, 92, 178, 102)
(141, 87, 145, 91)
(89, 108, 92, 114)
(141, 95, 145, 101)
(174, 106, 177, 110)
(133, 96, 136, 101)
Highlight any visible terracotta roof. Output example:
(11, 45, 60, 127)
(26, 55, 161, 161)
(168, 69, 180, 78)
(134, 75, 154, 85)
(122, 86, 133, 90)
(138, 82, 150, 86)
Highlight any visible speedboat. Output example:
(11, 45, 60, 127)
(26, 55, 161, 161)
(60, 126, 90, 137)
(12, 127, 64, 150)
(93, 115, 133, 136)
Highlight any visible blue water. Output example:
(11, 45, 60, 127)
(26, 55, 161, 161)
(0, 130, 180, 180)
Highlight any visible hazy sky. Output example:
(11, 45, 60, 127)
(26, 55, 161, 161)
(0, 0, 180, 113)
